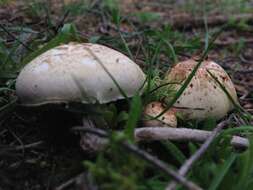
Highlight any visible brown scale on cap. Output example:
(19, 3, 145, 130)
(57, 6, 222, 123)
(143, 101, 177, 128)
(164, 59, 238, 120)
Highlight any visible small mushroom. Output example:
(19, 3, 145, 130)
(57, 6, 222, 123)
(163, 59, 238, 120)
(16, 42, 146, 152)
(143, 101, 177, 128)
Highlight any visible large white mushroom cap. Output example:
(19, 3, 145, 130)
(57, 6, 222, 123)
(16, 43, 146, 106)
(164, 59, 238, 120)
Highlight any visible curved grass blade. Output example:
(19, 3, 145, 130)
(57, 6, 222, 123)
(208, 153, 237, 190)
(154, 25, 228, 119)
(206, 69, 244, 112)
(21, 23, 81, 67)
(125, 95, 142, 142)
(83, 46, 130, 104)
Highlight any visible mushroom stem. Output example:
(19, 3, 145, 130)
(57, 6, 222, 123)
(79, 116, 108, 152)
(135, 127, 248, 149)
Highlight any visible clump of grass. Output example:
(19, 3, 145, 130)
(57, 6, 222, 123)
(84, 137, 147, 190)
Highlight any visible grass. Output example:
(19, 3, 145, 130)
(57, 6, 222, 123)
(0, 0, 253, 190)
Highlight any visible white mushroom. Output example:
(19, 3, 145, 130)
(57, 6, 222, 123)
(16, 42, 146, 152)
(163, 59, 238, 120)
(143, 101, 177, 128)
(16, 42, 146, 106)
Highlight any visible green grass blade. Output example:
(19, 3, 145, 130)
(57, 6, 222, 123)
(222, 126, 253, 136)
(119, 31, 134, 60)
(143, 40, 162, 100)
(0, 97, 17, 118)
(154, 25, 227, 119)
(21, 23, 80, 67)
(208, 153, 237, 190)
(124, 95, 142, 142)
(147, 82, 181, 95)
(162, 39, 178, 64)
(235, 136, 253, 189)
(203, 2, 209, 52)
(162, 141, 186, 164)
(206, 69, 243, 112)
(83, 46, 130, 104)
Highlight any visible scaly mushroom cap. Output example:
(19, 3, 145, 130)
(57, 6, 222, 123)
(143, 101, 177, 127)
(164, 59, 238, 120)
(16, 43, 146, 106)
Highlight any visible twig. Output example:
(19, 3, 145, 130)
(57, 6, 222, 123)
(218, 58, 253, 74)
(79, 117, 108, 153)
(75, 172, 98, 190)
(234, 69, 253, 74)
(0, 24, 33, 51)
(14, 141, 43, 151)
(8, 128, 24, 154)
(239, 54, 253, 64)
(73, 126, 249, 151)
(169, 13, 253, 29)
(71, 127, 202, 190)
(55, 172, 97, 190)
(165, 121, 227, 190)
(134, 127, 248, 149)
(55, 10, 70, 33)
(201, 38, 253, 46)
(121, 142, 202, 190)
(0, 141, 43, 156)
(55, 174, 81, 190)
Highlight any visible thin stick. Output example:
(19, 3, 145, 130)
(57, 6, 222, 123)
(71, 127, 202, 190)
(54, 10, 70, 33)
(166, 121, 227, 190)
(73, 126, 249, 151)
(0, 24, 33, 51)
(55, 174, 81, 190)
(169, 13, 253, 29)
(14, 141, 43, 151)
(83, 47, 129, 104)
(134, 127, 248, 149)
(122, 142, 202, 190)
(1, 141, 44, 152)
(55, 172, 98, 190)
(201, 38, 253, 46)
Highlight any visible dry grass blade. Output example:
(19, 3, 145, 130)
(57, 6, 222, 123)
(170, 13, 253, 29)
(134, 127, 248, 149)
(165, 121, 228, 190)
(71, 126, 203, 190)
(0, 24, 33, 51)
(83, 46, 130, 103)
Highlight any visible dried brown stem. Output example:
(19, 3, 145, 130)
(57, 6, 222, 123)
(0, 24, 33, 51)
(14, 141, 43, 151)
(55, 172, 97, 190)
(121, 142, 202, 190)
(134, 127, 249, 149)
(169, 13, 253, 29)
(201, 38, 253, 46)
(71, 127, 202, 190)
(165, 121, 228, 190)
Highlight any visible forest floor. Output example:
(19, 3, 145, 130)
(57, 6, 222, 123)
(0, 0, 253, 190)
